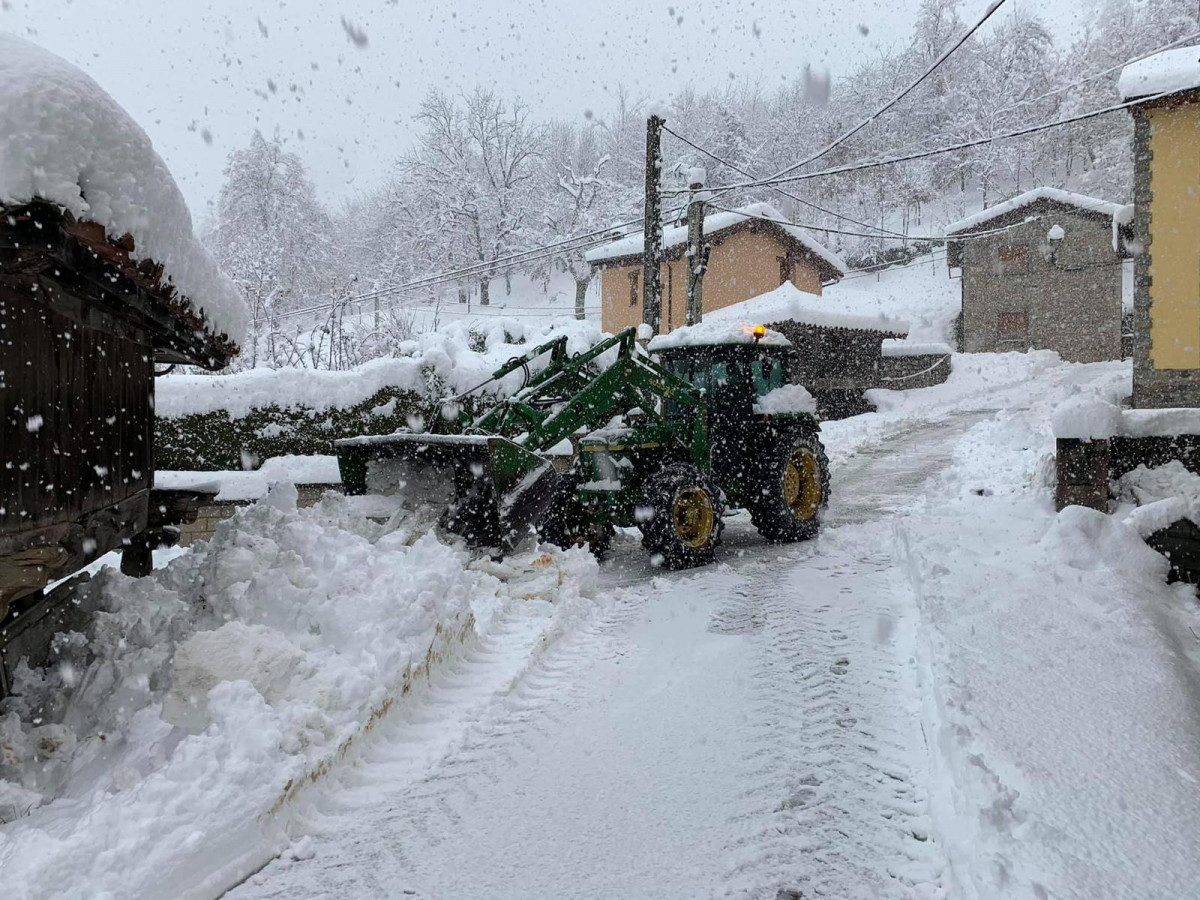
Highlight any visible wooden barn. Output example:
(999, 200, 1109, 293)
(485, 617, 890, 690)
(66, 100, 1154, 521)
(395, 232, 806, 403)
(0, 201, 240, 687)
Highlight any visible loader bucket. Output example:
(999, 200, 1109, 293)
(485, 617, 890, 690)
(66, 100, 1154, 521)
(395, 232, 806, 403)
(334, 432, 560, 551)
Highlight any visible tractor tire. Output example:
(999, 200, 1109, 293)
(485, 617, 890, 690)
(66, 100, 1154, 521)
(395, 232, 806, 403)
(639, 463, 724, 570)
(748, 431, 830, 543)
(537, 477, 615, 558)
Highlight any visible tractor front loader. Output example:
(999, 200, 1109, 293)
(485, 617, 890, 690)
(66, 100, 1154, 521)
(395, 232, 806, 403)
(335, 323, 830, 569)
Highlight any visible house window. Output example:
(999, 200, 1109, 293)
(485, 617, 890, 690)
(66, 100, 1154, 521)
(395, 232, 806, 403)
(995, 244, 1029, 274)
(629, 271, 640, 307)
(997, 311, 1029, 343)
(778, 255, 792, 286)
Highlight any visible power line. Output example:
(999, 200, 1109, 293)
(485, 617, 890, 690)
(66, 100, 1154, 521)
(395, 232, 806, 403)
(662, 124, 911, 240)
(996, 31, 1200, 117)
(689, 90, 1170, 194)
(268, 202, 690, 326)
(766, 0, 1011, 182)
(705, 202, 1084, 245)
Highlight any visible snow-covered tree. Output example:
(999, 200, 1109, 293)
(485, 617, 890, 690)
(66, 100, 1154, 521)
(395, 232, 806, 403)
(400, 88, 544, 306)
(208, 132, 336, 367)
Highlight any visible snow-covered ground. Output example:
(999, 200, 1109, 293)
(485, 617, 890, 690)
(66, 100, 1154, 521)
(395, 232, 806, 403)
(5, 350, 1200, 900)
(824, 251, 962, 345)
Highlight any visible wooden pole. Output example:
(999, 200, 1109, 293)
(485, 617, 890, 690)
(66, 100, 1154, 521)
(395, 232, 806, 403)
(642, 115, 664, 334)
(685, 168, 707, 326)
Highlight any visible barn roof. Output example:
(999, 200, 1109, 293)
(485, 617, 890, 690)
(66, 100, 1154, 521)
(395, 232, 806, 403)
(943, 188, 1123, 236)
(585, 202, 847, 281)
(647, 320, 792, 352)
(0, 32, 246, 355)
(705, 282, 910, 337)
(1118, 46, 1200, 102)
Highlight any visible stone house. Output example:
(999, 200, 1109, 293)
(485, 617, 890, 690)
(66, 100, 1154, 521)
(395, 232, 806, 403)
(585, 202, 845, 335)
(945, 187, 1126, 363)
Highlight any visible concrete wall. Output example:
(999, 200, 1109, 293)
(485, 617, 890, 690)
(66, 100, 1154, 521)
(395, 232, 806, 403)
(599, 227, 825, 335)
(959, 200, 1122, 363)
(1131, 94, 1200, 409)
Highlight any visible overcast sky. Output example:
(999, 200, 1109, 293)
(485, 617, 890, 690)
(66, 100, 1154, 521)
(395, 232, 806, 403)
(2, 0, 1098, 220)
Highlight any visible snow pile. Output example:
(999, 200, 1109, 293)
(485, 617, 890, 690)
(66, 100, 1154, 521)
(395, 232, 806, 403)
(156, 455, 341, 501)
(942, 187, 1123, 236)
(753, 383, 816, 416)
(158, 316, 605, 419)
(585, 201, 847, 276)
(0, 493, 598, 898)
(1051, 392, 1123, 440)
(1118, 45, 1200, 101)
(1120, 406, 1200, 438)
(880, 339, 953, 358)
(1114, 462, 1200, 538)
(704, 281, 910, 334)
(648, 320, 790, 351)
(0, 33, 246, 344)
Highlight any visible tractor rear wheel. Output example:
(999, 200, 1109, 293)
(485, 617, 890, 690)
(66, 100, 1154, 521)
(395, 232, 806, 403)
(749, 432, 830, 543)
(537, 476, 615, 558)
(639, 463, 724, 569)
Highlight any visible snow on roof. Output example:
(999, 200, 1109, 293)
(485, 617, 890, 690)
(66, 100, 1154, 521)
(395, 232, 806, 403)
(703, 282, 910, 335)
(585, 201, 847, 277)
(943, 187, 1124, 236)
(647, 320, 791, 352)
(0, 32, 247, 345)
(1118, 46, 1200, 101)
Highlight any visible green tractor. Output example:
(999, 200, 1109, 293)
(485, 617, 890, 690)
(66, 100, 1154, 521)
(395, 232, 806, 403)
(334, 323, 830, 569)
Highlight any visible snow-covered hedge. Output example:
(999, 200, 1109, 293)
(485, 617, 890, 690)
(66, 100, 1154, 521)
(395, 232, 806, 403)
(0, 489, 598, 897)
(156, 318, 605, 470)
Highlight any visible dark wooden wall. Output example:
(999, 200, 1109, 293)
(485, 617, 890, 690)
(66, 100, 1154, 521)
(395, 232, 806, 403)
(1, 283, 152, 541)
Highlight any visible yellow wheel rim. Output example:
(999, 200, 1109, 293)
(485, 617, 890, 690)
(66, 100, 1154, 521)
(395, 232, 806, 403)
(783, 448, 823, 521)
(672, 487, 716, 549)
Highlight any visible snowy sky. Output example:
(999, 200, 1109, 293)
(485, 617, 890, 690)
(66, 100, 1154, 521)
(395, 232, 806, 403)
(2, 0, 1098, 221)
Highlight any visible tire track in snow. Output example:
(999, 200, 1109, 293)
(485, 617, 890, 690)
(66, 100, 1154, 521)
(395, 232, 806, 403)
(227, 588, 645, 899)
(712, 531, 946, 899)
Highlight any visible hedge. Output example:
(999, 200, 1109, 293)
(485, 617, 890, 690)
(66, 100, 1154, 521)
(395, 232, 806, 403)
(154, 383, 482, 472)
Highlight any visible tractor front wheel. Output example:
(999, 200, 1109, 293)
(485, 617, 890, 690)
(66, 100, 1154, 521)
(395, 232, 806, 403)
(639, 463, 724, 569)
(749, 432, 830, 543)
(537, 477, 615, 558)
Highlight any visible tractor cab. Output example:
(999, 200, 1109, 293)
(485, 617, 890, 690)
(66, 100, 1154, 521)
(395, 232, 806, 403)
(648, 324, 792, 422)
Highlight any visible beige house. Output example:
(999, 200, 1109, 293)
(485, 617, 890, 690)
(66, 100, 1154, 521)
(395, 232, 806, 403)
(585, 202, 846, 335)
(1120, 49, 1200, 408)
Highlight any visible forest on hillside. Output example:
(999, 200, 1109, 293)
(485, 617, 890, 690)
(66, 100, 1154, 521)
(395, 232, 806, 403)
(203, 0, 1194, 369)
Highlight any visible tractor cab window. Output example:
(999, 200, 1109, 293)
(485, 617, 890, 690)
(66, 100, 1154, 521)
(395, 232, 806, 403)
(664, 355, 733, 418)
(750, 356, 784, 397)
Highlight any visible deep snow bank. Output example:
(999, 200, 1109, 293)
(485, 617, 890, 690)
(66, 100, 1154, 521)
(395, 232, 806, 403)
(0, 489, 598, 899)
(878, 355, 1200, 898)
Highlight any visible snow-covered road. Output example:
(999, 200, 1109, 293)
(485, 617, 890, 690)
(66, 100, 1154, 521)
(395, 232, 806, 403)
(227, 412, 984, 900)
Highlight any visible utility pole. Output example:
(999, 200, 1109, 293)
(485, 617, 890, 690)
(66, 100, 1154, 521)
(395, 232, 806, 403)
(642, 114, 664, 334)
(684, 167, 709, 327)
